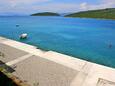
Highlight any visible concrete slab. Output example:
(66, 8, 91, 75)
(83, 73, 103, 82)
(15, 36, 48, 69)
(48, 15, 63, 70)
(97, 78, 115, 86)
(6, 54, 33, 66)
(0, 36, 8, 43)
(0, 43, 28, 63)
(12, 55, 78, 86)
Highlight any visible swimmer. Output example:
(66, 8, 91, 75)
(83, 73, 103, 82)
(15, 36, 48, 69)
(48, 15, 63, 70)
(108, 43, 112, 48)
(16, 24, 19, 27)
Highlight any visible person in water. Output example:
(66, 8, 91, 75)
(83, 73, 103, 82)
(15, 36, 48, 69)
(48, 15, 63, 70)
(16, 24, 19, 27)
(108, 43, 112, 48)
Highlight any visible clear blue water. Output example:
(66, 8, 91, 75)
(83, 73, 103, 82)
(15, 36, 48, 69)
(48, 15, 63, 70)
(0, 16, 115, 68)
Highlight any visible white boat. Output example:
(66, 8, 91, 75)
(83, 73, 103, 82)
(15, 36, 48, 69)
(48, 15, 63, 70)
(20, 33, 28, 39)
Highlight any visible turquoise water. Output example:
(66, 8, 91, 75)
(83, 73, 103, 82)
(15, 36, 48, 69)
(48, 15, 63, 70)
(0, 16, 115, 67)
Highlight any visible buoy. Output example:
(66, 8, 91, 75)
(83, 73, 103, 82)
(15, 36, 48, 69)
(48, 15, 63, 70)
(20, 33, 28, 39)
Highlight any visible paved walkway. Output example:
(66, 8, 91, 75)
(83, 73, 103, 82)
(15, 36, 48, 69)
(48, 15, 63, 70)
(6, 54, 33, 66)
(0, 36, 115, 86)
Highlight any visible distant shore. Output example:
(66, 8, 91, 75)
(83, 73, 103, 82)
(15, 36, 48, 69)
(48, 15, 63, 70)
(31, 12, 60, 16)
(30, 8, 115, 20)
(65, 8, 115, 20)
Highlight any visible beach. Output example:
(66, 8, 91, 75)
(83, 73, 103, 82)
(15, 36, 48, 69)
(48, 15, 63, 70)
(0, 36, 115, 86)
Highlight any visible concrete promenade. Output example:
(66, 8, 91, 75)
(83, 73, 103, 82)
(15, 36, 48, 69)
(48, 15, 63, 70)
(0, 36, 115, 86)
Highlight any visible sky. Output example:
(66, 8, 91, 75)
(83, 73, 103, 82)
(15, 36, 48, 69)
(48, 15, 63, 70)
(0, 0, 115, 15)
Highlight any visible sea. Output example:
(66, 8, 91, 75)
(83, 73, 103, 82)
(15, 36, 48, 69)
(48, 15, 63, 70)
(0, 16, 115, 68)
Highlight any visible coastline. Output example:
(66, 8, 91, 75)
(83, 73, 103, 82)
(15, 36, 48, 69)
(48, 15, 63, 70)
(65, 16, 115, 21)
(0, 36, 115, 86)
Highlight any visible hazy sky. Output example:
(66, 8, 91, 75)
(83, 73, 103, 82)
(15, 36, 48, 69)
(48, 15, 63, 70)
(0, 0, 115, 15)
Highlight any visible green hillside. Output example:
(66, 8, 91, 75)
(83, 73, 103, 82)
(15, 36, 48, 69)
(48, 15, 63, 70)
(31, 12, 60, 16)
(65, 8, 115, 19)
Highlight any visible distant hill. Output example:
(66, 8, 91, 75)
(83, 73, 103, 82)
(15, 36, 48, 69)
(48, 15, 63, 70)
(31, 12, 60, 16)
(65, 8, 115, 19)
